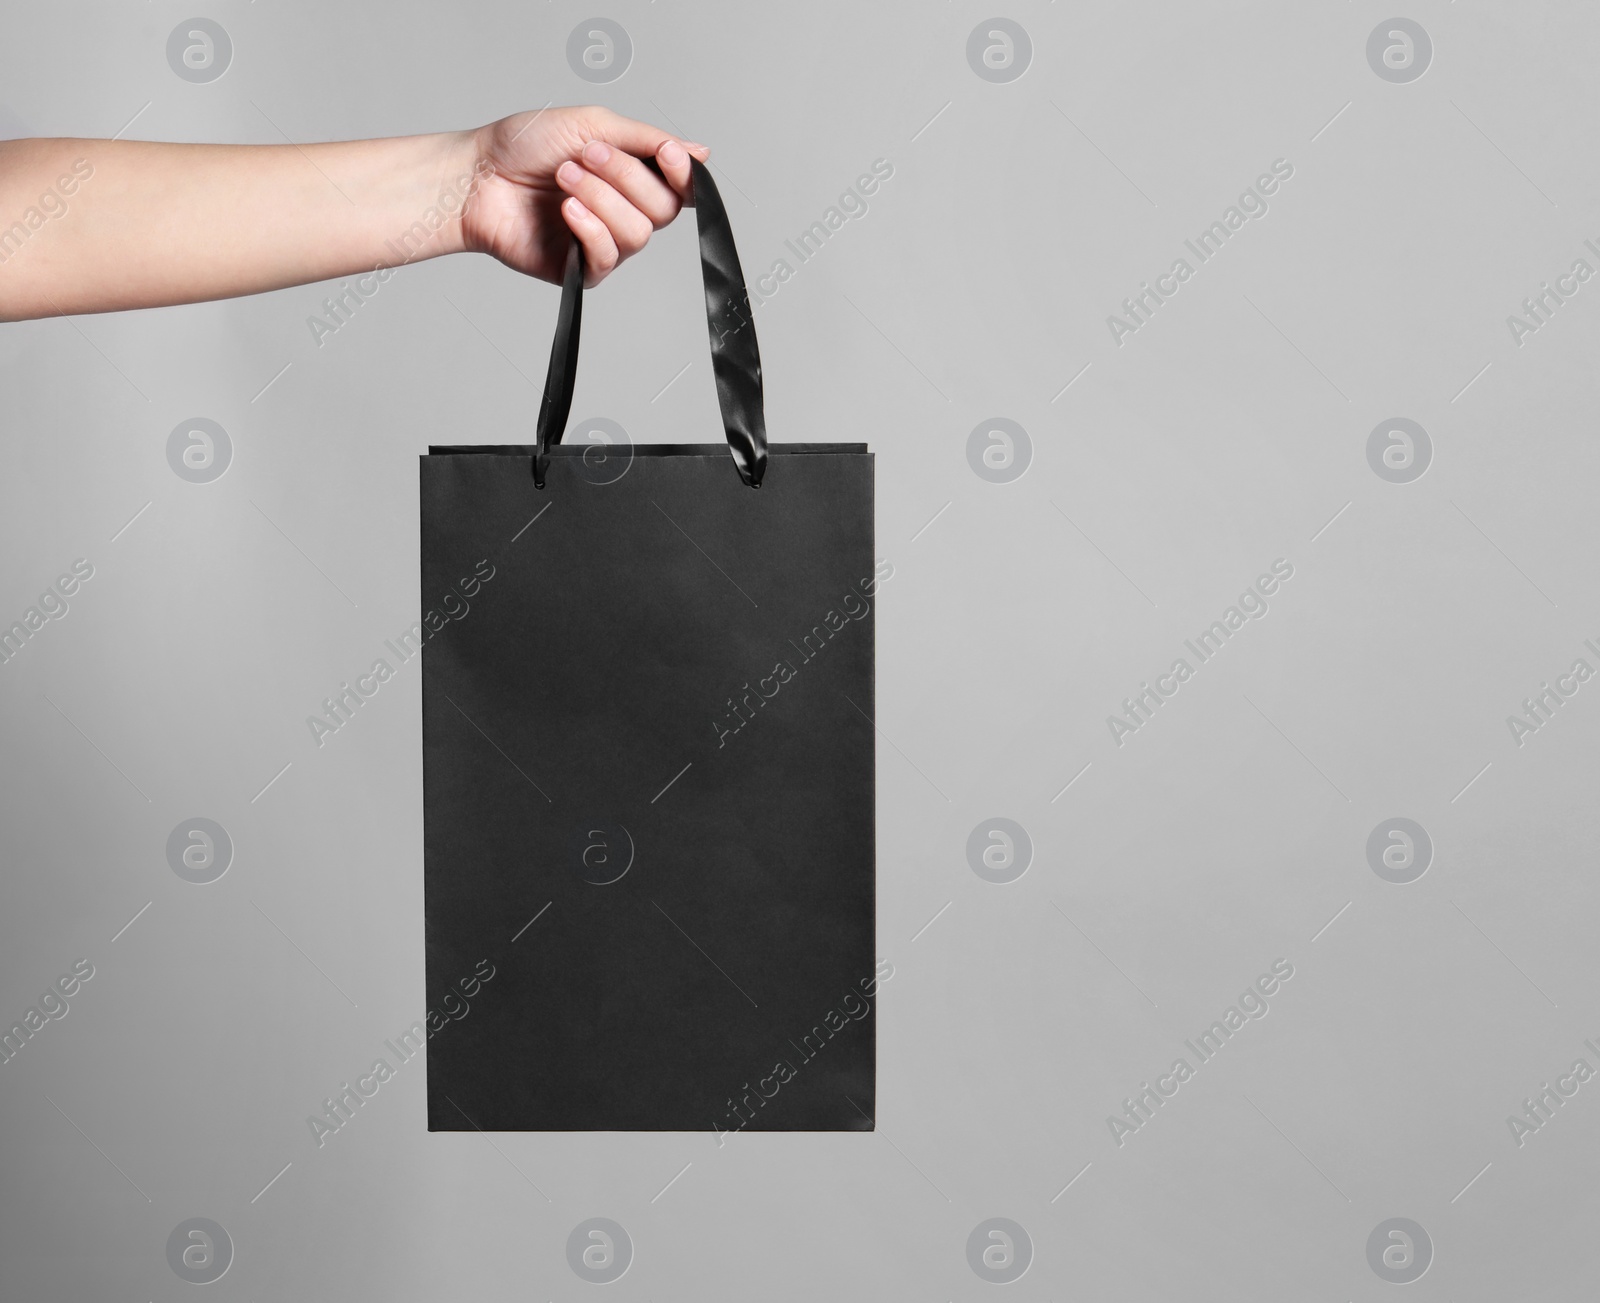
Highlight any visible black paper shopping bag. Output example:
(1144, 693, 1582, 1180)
(421, 159, 878, 1132)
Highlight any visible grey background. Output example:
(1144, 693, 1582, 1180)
(1, 0, 1596, 1297)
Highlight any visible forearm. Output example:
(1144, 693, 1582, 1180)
(0, 132, 482, 321)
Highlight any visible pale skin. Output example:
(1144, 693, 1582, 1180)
(0, 106, 710, 323)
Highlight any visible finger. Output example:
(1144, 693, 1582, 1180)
(556, 160, 653, 261)
(578, 140, 679, 228)
(577, 108, 708, 204)
(561, 196, 620, 286)
(653, 139, 708, 205)
(583, 108, 709, 165)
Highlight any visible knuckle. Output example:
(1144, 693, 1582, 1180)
(623, 214, 653, 251)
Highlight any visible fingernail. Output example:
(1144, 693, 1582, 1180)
(558, 160, 583, 186)
(659, 139, 686, 166)
(583, 140, 611, 166)
(566, 196, 591, 220)
(685, 141, 709, 155)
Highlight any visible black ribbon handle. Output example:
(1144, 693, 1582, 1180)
(533, 156, 767, 490)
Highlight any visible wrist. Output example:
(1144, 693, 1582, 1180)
(427, 128, 490, 260)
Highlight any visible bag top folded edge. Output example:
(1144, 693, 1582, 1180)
(426, 443, 868, 457)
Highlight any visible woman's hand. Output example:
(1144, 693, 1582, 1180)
(0, 107, 709, 321)
(459, 106, 709, 288)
